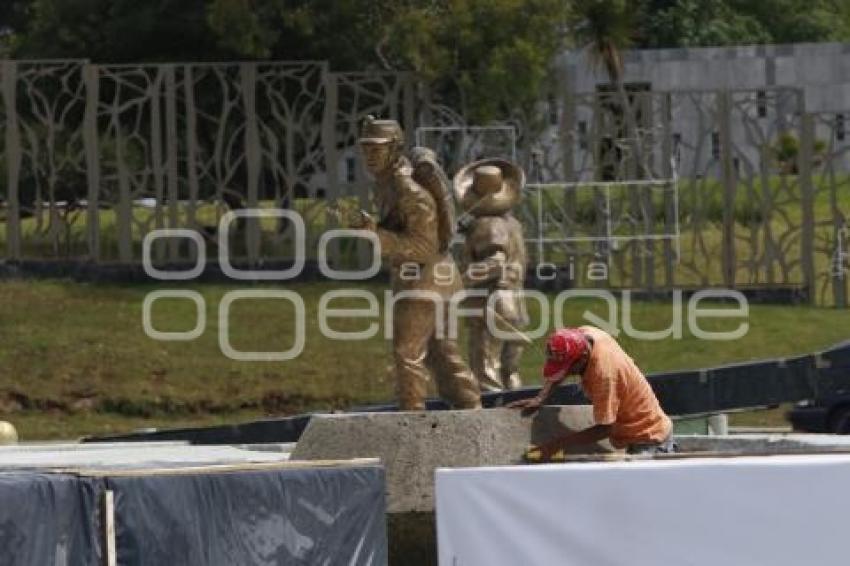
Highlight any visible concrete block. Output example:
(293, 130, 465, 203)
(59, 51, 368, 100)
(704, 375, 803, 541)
(290, 406, 614, 513)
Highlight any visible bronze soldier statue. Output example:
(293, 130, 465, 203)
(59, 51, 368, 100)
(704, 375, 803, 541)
(454, 159, 528, 392)
(352, 116, 481, 411)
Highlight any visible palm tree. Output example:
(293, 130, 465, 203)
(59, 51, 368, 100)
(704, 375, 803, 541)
(568, 0, 651, 178)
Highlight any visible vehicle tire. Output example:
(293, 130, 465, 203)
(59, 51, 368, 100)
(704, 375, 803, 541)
(829, 406, 850, 434)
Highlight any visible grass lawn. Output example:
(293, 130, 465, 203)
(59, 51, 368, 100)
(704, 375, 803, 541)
(1, 278, 848, 440)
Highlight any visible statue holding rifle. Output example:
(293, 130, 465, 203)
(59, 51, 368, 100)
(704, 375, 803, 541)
(339, 116, 482, 411)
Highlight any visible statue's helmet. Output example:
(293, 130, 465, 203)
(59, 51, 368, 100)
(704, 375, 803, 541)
(358, 115, 404, 146)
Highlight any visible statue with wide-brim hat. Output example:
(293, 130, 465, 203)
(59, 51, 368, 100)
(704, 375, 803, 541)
(454, 158, 529, 393)
(454, 158, 524, 218)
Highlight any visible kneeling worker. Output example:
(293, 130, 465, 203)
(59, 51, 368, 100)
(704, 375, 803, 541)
(509, 326, 675, 459)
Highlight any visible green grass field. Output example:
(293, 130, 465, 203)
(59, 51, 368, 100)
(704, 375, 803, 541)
(1, 279, 848, 440)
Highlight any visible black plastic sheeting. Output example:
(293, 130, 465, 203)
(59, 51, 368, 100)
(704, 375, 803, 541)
(107, 466, 387, 566)
(88, 415, 313, 445)
(0, 465, 387, 566)
(0, 473, 100, 566)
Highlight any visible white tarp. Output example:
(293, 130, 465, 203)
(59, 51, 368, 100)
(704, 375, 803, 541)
(436, 454, 850, 566)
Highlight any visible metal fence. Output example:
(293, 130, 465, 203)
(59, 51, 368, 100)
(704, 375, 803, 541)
(0, 60, 847, 306)
(0, 61, 416, 267)
(533, 87, 848, 305)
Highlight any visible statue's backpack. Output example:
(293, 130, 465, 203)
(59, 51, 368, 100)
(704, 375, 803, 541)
(410, 146, 456, 254)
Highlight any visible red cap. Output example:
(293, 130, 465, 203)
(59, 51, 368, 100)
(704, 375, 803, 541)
(542, 328, 588, 382)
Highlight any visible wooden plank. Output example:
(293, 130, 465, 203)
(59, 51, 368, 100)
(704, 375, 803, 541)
(101, 490, 117, 566)
(65, 457, 382, 478)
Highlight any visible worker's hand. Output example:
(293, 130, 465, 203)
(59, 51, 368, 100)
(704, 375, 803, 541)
(506, 396, 543, 416)
(539, 441, 566, 462)
(523, 441, 566, 464)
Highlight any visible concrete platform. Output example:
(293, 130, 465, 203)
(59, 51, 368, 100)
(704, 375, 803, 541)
(290, 406, 614, 513)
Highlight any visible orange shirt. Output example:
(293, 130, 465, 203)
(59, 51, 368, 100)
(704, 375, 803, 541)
(578, 326, 672, 449)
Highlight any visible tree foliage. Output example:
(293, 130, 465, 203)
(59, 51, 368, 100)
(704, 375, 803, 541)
(4, 0, 850, 61)
(8, 0, 224, 61)
(205, 0, 570, 123)
(1, 0, 849, 123)
(1, 0, 570, 122)
(568, 0, 637, 82)
(640, 0, 769, 48)
(639, 0, 850, 48)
